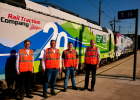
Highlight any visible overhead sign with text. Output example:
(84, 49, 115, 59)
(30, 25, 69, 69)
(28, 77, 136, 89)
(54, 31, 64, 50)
(118, 9, 136, 19)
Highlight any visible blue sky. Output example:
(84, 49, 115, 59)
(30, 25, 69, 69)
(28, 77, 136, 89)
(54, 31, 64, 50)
(30, 0, 140, 35)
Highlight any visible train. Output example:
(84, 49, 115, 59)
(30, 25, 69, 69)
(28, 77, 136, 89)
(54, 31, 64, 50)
(0, 0, 133, 85)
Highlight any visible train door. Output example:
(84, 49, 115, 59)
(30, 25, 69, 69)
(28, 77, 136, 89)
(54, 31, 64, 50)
(121, 37, 124, 56)
(109, 34, 111, 51)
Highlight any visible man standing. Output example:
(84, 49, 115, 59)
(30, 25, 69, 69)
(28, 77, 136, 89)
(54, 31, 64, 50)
(83, 39, 100, 91)
(62, 42, 79, 92)
(42, 40, 61, 98)
(16, 40, 33, 100)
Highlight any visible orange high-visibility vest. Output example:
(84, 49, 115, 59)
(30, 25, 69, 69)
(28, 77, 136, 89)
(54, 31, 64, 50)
(45, 48, 60, 69)
(64, 49, 77, 67)
(85, 46, 98, 65)
(19, 48, 33, 72)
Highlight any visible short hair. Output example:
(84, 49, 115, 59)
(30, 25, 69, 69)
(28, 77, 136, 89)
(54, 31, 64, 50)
(50, 39, 56, 43)
(90, 39, 95, 42)
(68, 42, 73, 45)
(24, 40, 31, 44)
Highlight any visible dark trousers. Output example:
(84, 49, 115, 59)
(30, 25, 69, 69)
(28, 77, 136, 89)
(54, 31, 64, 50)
(84, 64, 97, 88)
(19, 71, 32, 95)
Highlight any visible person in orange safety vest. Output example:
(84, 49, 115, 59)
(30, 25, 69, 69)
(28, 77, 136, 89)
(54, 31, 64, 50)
(62, 42, 79, 92)
(42, 40, 61, 98)
(83, 39, 100, 91)
(16, 40, 34, 100)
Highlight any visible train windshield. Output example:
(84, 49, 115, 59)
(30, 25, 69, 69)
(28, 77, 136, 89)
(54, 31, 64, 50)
(12, 0, 24, 4)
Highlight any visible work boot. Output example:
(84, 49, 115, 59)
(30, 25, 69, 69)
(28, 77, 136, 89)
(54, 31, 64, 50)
(82, 87, 88, 91)
(90, 87, 94, 91)
(43, 93, 48, 98)
(51, 91, 57, 95)
(72, 86, 78, 90)
(63, 88, 67, 92)
(26, 94, 33, 98)
(20, 94, 24, 100)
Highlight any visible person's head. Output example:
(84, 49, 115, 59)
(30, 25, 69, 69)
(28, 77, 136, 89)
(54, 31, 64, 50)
(90, 39, 95, 48)
(50, 40, 56, 49)
(68, 42, 73, 51)
(24, 40, 31, 49)
(10, 49, 16, 56)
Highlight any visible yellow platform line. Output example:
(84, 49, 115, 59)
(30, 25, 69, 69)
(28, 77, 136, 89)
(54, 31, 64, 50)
(97, 51, 140, 75)
(39, 51, 140, 99)
(67, 53, 139, 89)
(69, 52, 140, 86)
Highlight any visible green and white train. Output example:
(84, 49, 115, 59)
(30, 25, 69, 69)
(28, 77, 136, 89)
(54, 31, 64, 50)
(0, 0, 133, 82)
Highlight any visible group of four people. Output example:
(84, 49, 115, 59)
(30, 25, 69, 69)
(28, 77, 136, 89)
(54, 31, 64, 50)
(16, 39, 100, 100)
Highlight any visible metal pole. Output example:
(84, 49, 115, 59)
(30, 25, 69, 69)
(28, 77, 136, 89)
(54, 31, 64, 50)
(114, 16, 116, 32)
(99, 1, 101, 26)
(133, 9, 139, 81)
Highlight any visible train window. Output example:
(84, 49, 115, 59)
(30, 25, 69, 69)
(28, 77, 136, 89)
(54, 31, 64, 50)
(121, 38, 123, 43)
(103, 34, 107, 45)
(102, 27, 109, 33)
(12, 0, 24, 4)
(109, 34, 111, 51)
(115, 46, 118, 51)
(1, 0, 26, 8)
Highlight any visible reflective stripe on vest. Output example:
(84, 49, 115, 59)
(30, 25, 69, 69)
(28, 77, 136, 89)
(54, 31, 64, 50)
(19, 49, 33, 72)
(85, 47, 98, 65)
(64, 49, 77, 67)
(19, 49, 33, 62)
(45, 48, 60, 69)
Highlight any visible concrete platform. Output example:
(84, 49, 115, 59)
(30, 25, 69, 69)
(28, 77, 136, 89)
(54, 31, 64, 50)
(8, 51, 140, 100)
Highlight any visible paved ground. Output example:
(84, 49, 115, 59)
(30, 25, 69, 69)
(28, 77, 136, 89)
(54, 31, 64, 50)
(6, 51, 140, 100)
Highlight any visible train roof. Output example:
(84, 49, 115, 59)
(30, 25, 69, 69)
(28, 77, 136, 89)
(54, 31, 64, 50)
(25, 0, 102, 30)
(125, 36, 132, 40)
(1, 0, 113, 34)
